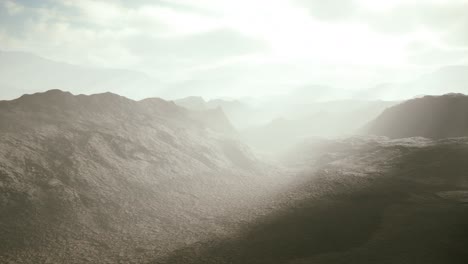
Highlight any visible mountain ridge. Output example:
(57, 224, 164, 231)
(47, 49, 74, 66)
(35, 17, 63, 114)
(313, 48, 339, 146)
(365, 93, 468, 139)
(0, 50, 161, 100)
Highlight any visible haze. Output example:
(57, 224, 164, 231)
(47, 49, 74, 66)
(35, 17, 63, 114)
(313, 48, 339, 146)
(2, 1, 468, 263)
(1, 0, 468, 100)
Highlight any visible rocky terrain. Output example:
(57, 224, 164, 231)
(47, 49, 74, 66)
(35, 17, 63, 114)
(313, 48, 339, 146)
(163, 94, 468, 263)
(0, 90, 282, 263)
(159, 136, 468, 264)
(1, 91, 468, 263)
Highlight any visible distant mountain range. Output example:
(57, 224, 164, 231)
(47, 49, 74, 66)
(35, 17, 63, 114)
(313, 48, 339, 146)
(360, 66, 468, 100)
(174, 96, 255, 129)
(241, 92, 468, 154)
(2, 49, 468, 104)
(365, 93, 468, 139)
(0, 51, 161, 100)
(241, 100, 398, 154)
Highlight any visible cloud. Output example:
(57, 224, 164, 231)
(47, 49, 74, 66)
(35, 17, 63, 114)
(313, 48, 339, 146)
(363, 1, 468, 34)
(295, 0, 468, 67)
(443, 18, 468, 46)
(0, 0, 261, 69)
(296, 0, 358, 20)
(3, 0, 24, 14)
(1, 0, 468, 99)
(297, 0, 468, 35)
(408, 45, 468, 65)
(125, 29, 265, 70)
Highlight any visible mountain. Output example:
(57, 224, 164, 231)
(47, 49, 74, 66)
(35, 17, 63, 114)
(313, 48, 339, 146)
(0, 90, 279, 263)
(0, 50, 161, 100)
(410, 66, 468, 95)
(174, 97, 255, 129)
(2, 90, 468, 263)
(159, 136, 468, 264)
(365, 93, 468, 139)
(187, 107, 238, 135)
(361, 65, 468, 100)
(282, 85, 354, 103)
(242, 100, 397, 154)
(173, 96, 208, 111)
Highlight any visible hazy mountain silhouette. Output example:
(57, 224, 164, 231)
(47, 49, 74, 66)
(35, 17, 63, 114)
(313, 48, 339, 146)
(187, 107, 238, 135)
(174, 96, 208, 111)
(0, 51, 161, 100)
(411, 66, 468, 95)
(361, 66, 468, 100)
(282, 85, 354, 103)
(242, 100, 397, 154)
(365, 94, 468, 138)
(0, 90, 279, 263)
(175, 96, 254, 129)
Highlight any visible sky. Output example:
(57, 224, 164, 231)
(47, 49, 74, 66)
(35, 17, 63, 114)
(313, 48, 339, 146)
(1, 0, 468, 98)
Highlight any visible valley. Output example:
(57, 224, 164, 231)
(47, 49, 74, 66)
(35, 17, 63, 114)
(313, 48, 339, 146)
(1, 91, 467, 263)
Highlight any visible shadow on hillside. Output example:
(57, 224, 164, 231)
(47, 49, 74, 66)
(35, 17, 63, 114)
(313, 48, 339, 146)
(154, 142, 468, 264)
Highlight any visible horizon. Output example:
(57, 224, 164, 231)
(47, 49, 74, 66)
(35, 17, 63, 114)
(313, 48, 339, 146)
(1, 49, 468, 102)
(2, 85, 467, 101)
(1, 0, 468, 100)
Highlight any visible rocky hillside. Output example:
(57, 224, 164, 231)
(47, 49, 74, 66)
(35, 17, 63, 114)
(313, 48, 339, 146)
(0, 90, 279, 263)
(3, 90, 467, 264)
(187, 107, 237, 135)
(365, 93, 468, 139)
(160, 136, 468, 264)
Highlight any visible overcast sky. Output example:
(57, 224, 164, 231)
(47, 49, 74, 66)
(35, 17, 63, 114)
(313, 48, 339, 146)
(1, 0, 468, 98)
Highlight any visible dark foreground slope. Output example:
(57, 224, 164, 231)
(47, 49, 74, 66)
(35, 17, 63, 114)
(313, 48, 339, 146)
(365, 93, 468, 138)
(0, 90, 280, 263)
(160, 137, 468, 264)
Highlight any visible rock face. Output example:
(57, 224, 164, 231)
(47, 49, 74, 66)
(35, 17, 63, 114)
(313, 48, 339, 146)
(0, 90, 274, 263)
(365, 93, 468, 139)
